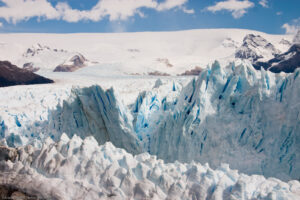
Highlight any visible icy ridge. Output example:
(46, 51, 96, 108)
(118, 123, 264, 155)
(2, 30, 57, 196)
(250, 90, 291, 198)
(0, 135, 299, 200)
(133, 61, 300, 181)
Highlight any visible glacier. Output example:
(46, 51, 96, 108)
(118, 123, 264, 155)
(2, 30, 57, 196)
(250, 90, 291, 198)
(0, 134, 299, 200)
(0, 61, 299, 183)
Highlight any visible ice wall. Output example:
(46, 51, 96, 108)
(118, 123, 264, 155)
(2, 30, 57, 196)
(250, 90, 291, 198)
(1, 61, 299, 181)
(144, 62, 300, 181)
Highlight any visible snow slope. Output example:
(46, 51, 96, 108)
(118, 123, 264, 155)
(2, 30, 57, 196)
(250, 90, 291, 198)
(0, 29, 293, 75)
(0, 135, 299, 200)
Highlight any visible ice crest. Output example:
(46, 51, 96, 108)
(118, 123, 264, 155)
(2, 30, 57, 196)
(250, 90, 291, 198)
(0, 137, 299, 200)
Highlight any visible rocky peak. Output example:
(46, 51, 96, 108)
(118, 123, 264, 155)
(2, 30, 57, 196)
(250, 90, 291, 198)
(235, 34, 280, 62)
(69, 54, 87, 66)
(23, 43, 67, 57)
(53, 53, 89, 72)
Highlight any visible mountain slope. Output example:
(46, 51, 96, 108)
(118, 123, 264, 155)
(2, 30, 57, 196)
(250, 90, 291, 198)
(254, 44, 300, 73)
(0, 60, 54, 87)
(54, 53, 91, 72)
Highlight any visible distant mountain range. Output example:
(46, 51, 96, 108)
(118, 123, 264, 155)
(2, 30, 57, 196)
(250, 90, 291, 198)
(0, 29, 298, 76)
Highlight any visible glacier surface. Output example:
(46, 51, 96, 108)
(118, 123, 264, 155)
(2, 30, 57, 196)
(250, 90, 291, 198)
(0, 61, 299, 182)
(0, 134, 299, 200)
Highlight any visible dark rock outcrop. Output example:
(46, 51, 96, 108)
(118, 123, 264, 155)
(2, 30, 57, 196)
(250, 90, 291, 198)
(54, 53, 88, 72)
(0, 61, 54, 87)
(179, 66, 202, 76)
(148, 71, 170, 76)
(23, 62, 40, 72)
(156, 58, 173, 68)
(0, 185, 38, 200)
(279, 39, 292, 46)
(254, 44, 300, 73)
(23, 43, 67, 58)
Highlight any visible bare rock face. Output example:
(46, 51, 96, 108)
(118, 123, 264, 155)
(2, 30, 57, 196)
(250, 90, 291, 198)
(148, 71, 170, 76)
(0, 61, 54, 87)
(179, 66, 202, 76)
(53, 53, 88, 72)
(156, 58, 173, 68)
(23, 62, 40, 73)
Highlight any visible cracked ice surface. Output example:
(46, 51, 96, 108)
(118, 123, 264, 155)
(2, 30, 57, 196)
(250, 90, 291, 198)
(0, 135, 299, 200)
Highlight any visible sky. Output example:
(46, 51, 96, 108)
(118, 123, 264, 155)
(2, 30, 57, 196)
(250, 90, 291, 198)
(0, 0, 299, 34)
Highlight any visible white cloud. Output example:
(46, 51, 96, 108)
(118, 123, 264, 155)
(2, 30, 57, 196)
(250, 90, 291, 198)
(282, 24, 299, 35)
(206, 0, 254, 19)
(182, 7, 195, 14)
(0, 22, 2, 27)
(282, 18, 300, 34)
(0, 0, 60, 24)
(0, 0, 193, 24)
(259, 0, 268, 8)
(276, 12, 282, 16)
(157, 0, 188, 11)
(83, 0, 158, 21)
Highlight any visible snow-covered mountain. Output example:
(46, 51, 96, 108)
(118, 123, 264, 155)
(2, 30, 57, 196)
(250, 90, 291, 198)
(19, 43, 72, 72)
(234, 32, 300, 73)
(0, 43, 92, 73)
(0, 29, 293, 75)
(235, 34, 281, 62)
(254, 44, 300, 73)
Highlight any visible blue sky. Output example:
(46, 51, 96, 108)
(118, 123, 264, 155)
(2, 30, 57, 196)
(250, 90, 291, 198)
(0, 0, 299, 34)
